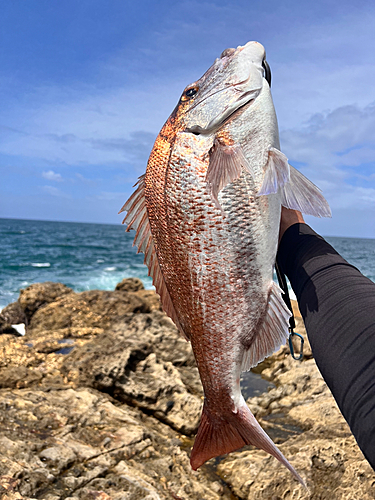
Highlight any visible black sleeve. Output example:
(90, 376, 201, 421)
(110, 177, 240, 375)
(277, 223, 375, 470)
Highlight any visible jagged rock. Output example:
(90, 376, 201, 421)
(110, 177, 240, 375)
(1, 283, 374, 499)
(26, 289, 153, 338)
(18, 282, 74, 321)
(61, 311, 201, 434)
(115, 277, 144, 292)
(0, 388, 227, 500)
(0, 302, 27, 335)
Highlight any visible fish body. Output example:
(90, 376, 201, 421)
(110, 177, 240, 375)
(121, 42, 330, 485)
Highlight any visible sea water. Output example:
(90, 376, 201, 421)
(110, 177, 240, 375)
(1, 217, 374, 311)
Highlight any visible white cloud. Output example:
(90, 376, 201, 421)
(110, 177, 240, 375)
(284, 104, 375, 170)
(42, 185, 70, 198)
(276, 101, 375, 238)
(42, 170, 62, 181)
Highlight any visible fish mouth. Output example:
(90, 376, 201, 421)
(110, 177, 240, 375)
(186, 91, 258, 136)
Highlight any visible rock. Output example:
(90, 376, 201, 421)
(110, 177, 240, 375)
(115, 277, 144, 292)
(1, 287, 374, 498)
(0, 322, 21, 336)
(133, 289, 162, 312)
(18, 282, 73, 321)
(61, 311, 202, 434)
(0, 302, 26, 335)
(217, 434, 375, 499)
(26, 289, 152, 338)
(0, 387, 226, 499)
(0, 366, 43, 389)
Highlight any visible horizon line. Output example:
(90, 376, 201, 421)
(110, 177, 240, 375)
(1, 216, 374, 241)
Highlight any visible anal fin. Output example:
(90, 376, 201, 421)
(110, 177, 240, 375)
(241, 281, 291, 371)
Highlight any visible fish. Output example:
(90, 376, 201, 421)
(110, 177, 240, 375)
(120, 41, 331, 486)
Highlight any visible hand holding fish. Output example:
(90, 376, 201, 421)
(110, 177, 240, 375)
(279, 207, 305, 242)
(121, 41, 331, 487)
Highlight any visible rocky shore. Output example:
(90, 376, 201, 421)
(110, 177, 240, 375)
(0, 280, 374, 499)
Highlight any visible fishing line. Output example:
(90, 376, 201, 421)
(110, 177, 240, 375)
(275, 260, 304, 361)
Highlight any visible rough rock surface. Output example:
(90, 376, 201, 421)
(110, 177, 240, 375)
(115, 277, 144, 292)
(0, 302, 26, 335)
(18, 282, 74, 322)
(0, 279, 374, 499)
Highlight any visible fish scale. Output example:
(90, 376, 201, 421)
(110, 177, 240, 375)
(121, 40, 331, 487)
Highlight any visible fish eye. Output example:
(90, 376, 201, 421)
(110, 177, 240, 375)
(181, 86, 199, 101)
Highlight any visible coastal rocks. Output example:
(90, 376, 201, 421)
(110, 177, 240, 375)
(60, 311, 202, 434)
(0, 388, 222, 500)
(115, 277, 144, 292)
(18, 281, 74, 322)
(0, 279, 374, 499)
(26, 289, 152, 338)
(0, 302, 26, 335)
(0, 280, 220, 498)
(217, 435, 375, 499)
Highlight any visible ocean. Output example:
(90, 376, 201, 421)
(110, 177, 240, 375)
(1, 217, 375, 311)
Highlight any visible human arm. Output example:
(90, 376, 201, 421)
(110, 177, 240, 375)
(277, 209, 375, 470)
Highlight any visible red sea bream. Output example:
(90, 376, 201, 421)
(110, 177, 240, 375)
(120, 41, 331, 485)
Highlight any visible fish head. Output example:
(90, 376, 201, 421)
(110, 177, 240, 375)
(172, 41, 271, 136)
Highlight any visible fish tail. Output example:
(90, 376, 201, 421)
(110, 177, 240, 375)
(190, 399, 306, 487)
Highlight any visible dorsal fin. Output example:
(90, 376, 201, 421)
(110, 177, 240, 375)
(120, 176, 186, 338)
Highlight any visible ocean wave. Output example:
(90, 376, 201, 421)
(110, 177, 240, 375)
(104, 266, 117, 272)
(31, 263, 51, 268)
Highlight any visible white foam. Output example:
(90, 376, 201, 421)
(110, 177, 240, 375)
(104, 267, 116, 272)
(31, 263, 51, 268)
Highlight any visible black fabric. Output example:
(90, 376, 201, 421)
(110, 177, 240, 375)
(277, 223, 375, 470)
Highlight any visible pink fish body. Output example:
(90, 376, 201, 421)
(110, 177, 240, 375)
(121, 41, 330, 486)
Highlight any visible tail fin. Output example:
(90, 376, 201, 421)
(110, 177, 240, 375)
(190, 398, 305, 487)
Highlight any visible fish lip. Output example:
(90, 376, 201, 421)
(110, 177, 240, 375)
(186, 93, 256, 136)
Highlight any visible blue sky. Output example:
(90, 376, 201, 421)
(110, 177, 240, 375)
(0, 0, 374, 238)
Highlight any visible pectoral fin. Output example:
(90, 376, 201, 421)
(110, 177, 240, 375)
(258, 148, 331, 218)
(257, 147, 290, 196)
(281, 165, 332, 218)
(206, 140, 252, 208)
